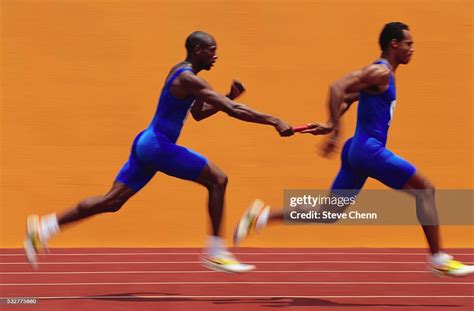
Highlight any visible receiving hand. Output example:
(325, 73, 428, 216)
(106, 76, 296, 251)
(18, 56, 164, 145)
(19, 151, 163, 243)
(300, 123, 333, 136)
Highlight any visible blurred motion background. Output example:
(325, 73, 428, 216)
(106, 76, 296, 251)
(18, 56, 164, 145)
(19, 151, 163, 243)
(1, 0, 472, 248)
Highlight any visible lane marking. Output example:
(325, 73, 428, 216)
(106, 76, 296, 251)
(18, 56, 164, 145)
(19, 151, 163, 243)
(2, 281, 473, 286)
(1, 252, 473, 256)
(3, 260, 473, 265)
(0, 270, 436, 275)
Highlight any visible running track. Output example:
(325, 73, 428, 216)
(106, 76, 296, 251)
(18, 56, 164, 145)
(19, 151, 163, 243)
(1, 248, 473, 310)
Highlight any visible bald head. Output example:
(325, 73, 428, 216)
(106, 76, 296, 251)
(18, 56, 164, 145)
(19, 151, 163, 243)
(185, 31, 215, 54)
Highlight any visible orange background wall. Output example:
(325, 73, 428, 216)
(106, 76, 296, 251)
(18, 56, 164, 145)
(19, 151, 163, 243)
(1, 0, 472, 248)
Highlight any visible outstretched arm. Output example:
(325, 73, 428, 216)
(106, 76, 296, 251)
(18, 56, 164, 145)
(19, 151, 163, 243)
(191, 80, 246, 121)
(182, 73, 293, 136)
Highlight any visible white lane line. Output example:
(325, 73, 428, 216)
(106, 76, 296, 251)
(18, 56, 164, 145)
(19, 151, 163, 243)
(1, 281, 473, 286)
(1, 252, 473, 256)
(2, 295, 474, 299)
(0, 270, 434, 275)
(1, 260, 460, 265)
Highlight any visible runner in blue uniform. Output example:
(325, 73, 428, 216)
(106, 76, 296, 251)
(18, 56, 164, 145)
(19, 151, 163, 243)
(234, 22, 474, 277)
(24, 31, 293, 273)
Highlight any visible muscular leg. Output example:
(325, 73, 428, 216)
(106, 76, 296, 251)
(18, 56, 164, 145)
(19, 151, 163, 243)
(397, 175, 474, 276)
(363, 148, 439, 254)
(137, 132, 227, 237)
(24, 181, 138, 267)
(361, 146, 440, 254)
(400, 172, 440, 254)
(194, 161, 228, 236)
(57, 182, 136, 227)
(268, 138, 366, 224)
(233, 159, 366, 245)
(193, 161, 255, 272)
(267, 208, 284, 223)
(56, 130, 155, 228)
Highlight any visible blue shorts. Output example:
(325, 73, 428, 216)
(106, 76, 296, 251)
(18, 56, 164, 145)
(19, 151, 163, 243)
(331, 137, 416, 193)
(115, 130, 208, 192)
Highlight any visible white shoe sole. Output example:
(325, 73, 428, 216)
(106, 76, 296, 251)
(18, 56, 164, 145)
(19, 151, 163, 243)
(431, 265, 474, 277)
(201, 258, 256, 274)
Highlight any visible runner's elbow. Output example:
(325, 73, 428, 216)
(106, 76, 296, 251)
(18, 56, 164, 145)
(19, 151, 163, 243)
(192, 113, 205, 121)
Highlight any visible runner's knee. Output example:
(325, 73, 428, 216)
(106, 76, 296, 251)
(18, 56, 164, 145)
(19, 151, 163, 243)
(417, 179, 436, 200)
(209, 172, 228, 192)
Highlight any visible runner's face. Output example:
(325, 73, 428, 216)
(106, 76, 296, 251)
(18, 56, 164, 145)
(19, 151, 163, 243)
(200, 44, 218, 71)
(397, 30, 414, 64)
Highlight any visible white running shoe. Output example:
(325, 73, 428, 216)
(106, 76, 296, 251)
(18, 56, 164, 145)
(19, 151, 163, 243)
(201, 251, 255, 273)
(431, 255, 474, 277)
(23, 215, 49, 270)
(233, 199, 269, 246)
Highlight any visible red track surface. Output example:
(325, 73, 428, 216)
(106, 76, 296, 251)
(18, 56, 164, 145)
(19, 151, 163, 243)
(1, 248, 473, 311)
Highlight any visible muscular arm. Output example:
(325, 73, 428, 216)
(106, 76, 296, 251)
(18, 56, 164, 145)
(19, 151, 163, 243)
(191, 79, 245, 121)
(320, 64, 389, 156)
(182, 73, 293, 136)
(328, 64, 389, 134)
(191, 98, 225, 121)
(328, 92, 359, 125)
